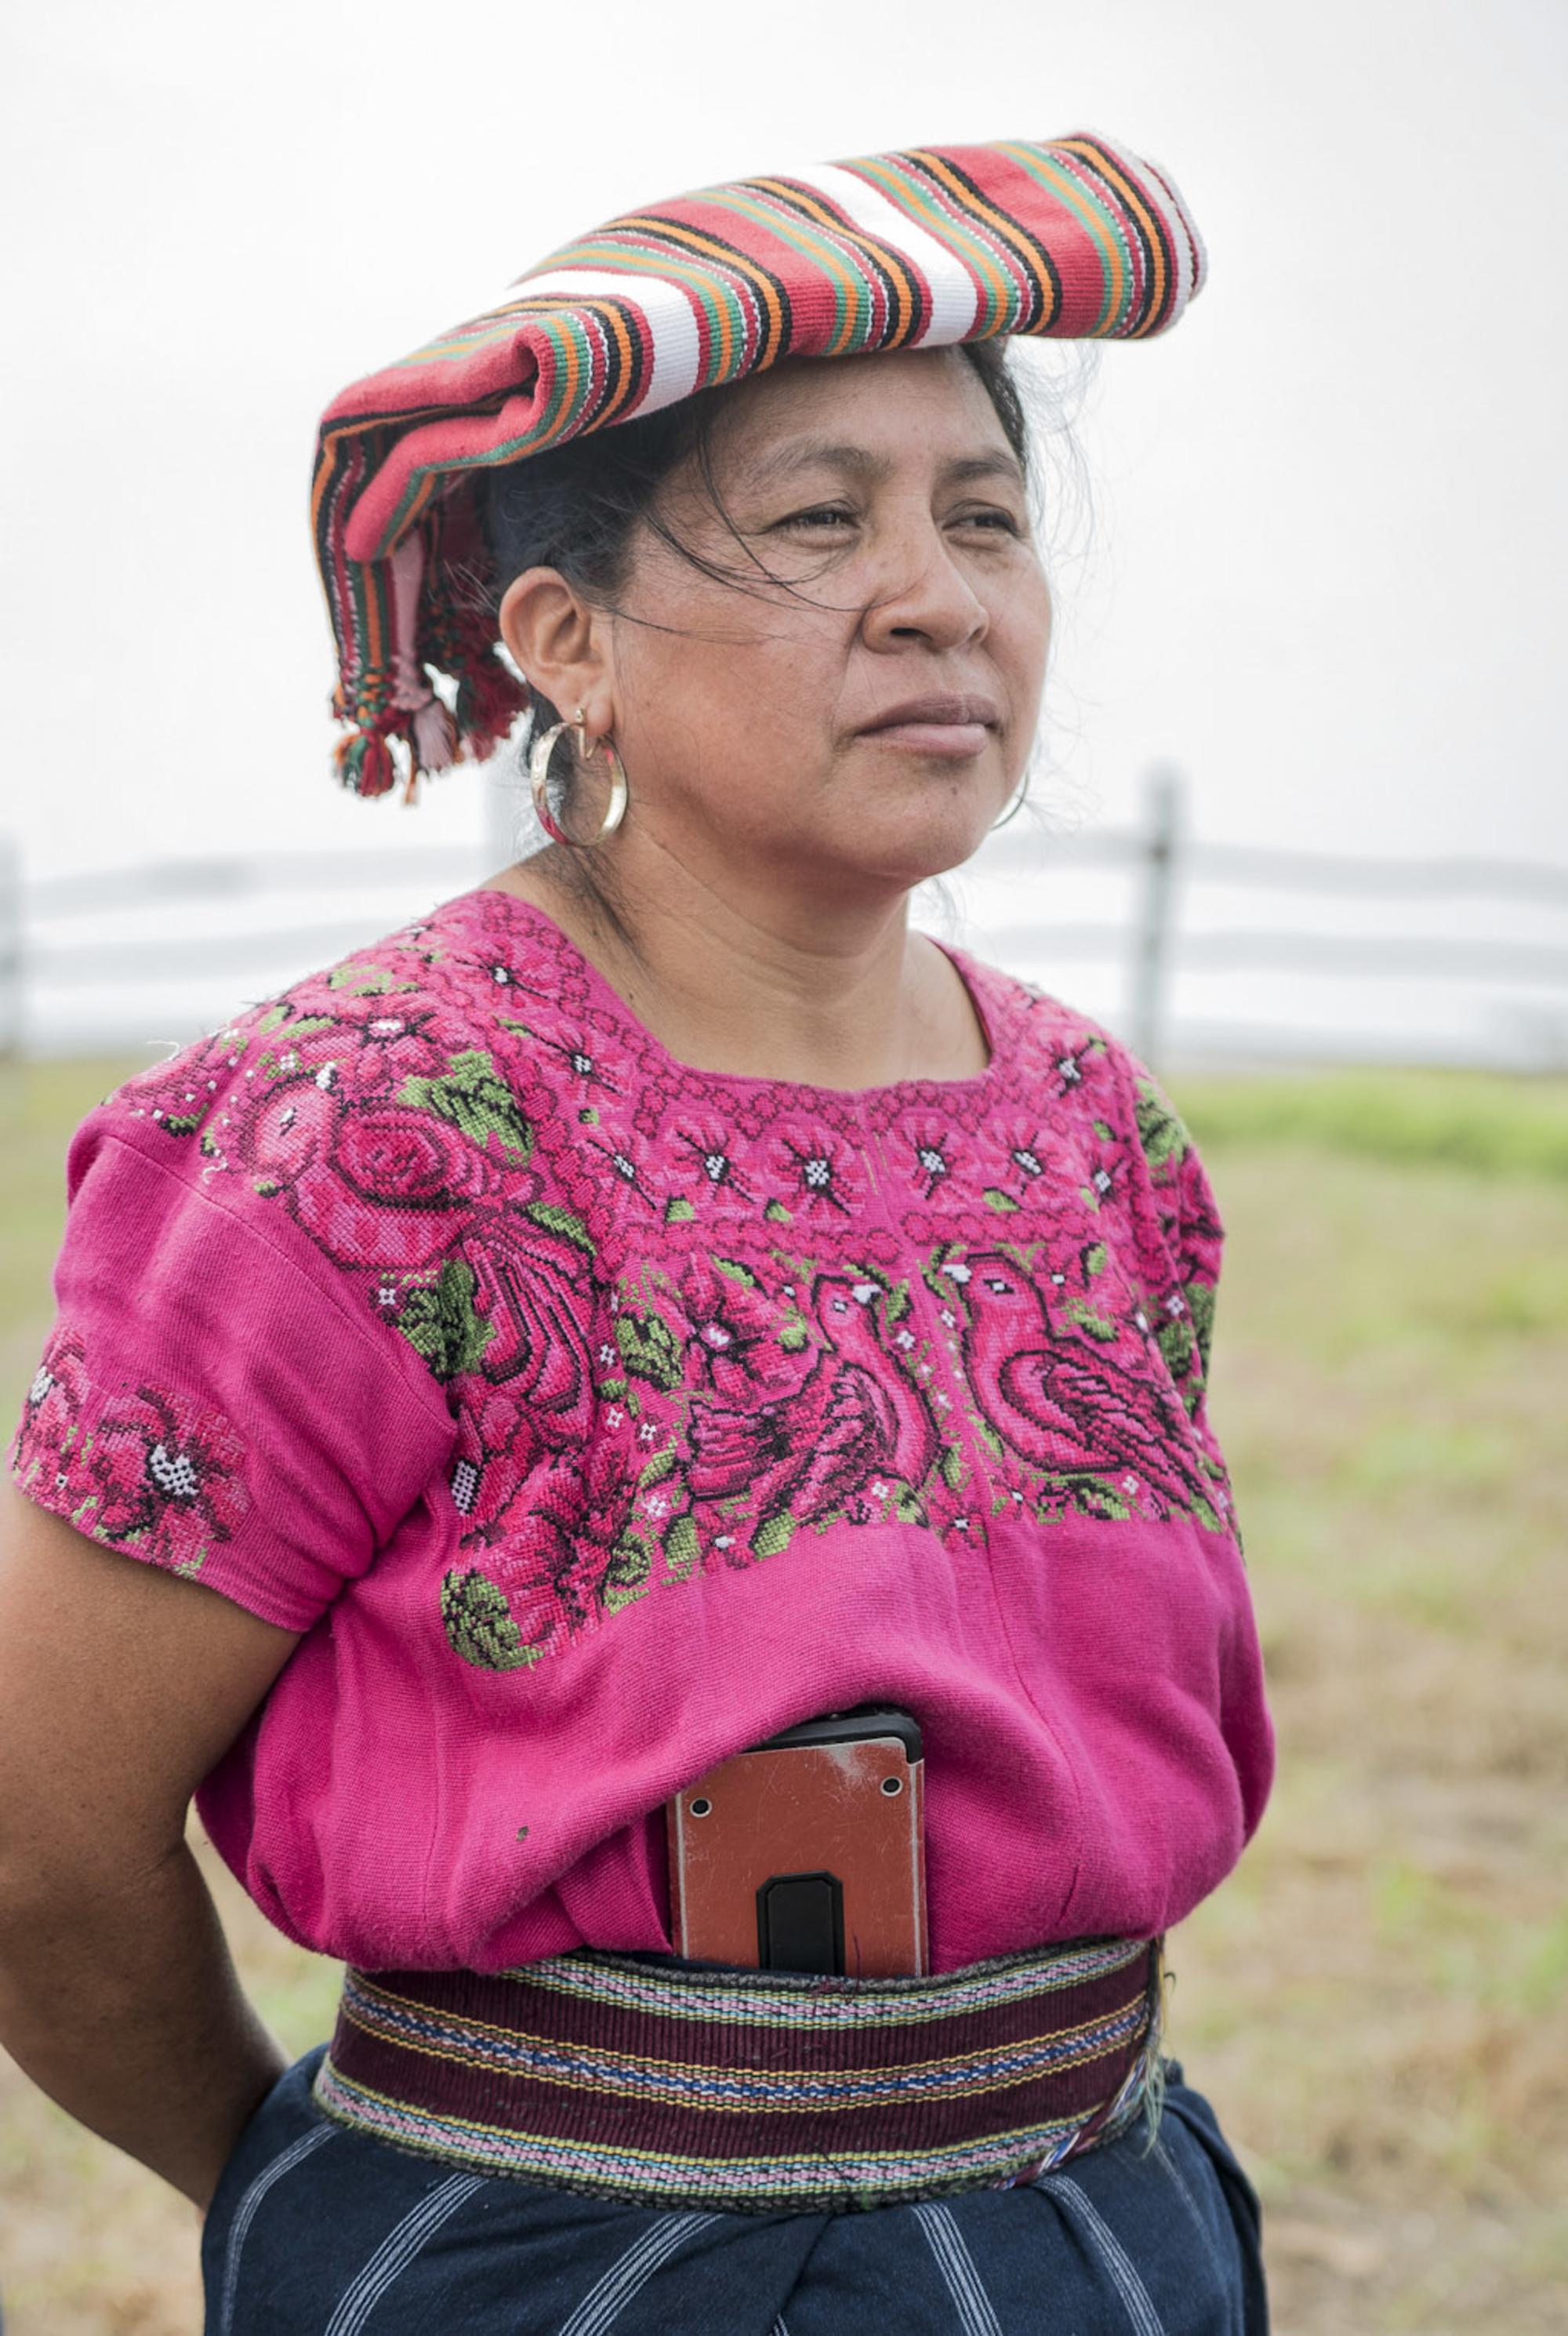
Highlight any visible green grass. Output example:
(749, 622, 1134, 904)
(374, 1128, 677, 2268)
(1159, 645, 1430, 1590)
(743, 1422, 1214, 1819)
(1177, 1065, 1568, 1181)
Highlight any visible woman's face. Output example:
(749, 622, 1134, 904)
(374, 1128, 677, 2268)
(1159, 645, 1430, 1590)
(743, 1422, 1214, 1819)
(546, 346, 1052, 899)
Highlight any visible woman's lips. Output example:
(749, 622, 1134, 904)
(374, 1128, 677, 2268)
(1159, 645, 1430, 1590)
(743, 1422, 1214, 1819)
(855, 693, 1000, 757)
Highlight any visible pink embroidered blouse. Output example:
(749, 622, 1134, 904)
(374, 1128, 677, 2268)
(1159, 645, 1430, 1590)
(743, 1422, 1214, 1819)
(10, 888, 1272, 1975)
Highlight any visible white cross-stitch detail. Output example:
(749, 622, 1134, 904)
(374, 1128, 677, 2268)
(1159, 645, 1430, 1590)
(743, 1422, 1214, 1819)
(451, 1459, 482, 1515)
(28, 1366, 54, 1405)
(946, 1261, 971, 1283)
(147, 1443, 199, 1501)
(804, 1158, 832, 1190)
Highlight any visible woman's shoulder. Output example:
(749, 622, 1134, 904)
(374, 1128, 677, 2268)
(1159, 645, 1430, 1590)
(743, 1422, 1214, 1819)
(81, 886, 574, 1175)
(63, 888, 607, 1371)
(955, 943, 1210, 1204)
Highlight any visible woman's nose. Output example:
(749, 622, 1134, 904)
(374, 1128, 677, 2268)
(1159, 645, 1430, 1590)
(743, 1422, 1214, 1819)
(858, 522, 989, 655)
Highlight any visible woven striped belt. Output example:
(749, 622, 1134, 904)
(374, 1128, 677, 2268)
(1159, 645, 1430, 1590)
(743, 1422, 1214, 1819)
(313, 1935, 1164, 2214)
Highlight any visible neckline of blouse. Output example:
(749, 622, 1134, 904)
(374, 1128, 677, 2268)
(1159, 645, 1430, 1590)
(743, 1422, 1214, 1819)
(462, 884, 1018, 1104)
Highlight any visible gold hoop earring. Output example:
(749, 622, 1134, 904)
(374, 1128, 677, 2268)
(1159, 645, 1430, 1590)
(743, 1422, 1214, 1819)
(528, 708, 630, 848)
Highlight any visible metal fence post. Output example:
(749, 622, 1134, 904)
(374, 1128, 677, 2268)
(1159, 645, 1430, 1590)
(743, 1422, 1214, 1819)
(1129, 765, 1182, 1068)
(0, 835, 23, 1059)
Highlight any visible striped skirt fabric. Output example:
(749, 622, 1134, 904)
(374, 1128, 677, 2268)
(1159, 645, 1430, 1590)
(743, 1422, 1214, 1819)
(201, 2045, 1268, 2334)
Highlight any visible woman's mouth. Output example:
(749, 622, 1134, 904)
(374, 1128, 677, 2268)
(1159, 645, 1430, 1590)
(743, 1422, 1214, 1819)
(856, 693, 1000, 757)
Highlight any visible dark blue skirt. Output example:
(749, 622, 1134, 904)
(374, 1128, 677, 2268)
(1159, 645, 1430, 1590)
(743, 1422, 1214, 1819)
(201, 2045, 1267, 2334)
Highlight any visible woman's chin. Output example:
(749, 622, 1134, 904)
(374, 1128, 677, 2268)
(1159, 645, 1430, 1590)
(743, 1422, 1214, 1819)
(826, 802, 1008, 888)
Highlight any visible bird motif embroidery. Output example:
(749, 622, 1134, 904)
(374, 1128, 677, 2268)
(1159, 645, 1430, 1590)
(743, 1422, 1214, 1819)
(956, 1250, 1210, 1510)
(683, 1271, 941, 1531)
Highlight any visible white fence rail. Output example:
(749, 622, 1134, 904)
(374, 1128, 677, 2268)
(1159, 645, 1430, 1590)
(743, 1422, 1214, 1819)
(4, 771, 1567, 1069)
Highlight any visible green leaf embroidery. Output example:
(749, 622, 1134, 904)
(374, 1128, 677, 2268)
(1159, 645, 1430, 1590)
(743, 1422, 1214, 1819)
(753, 1511, 796, 1558)
(1134, 1076, 1190, 1175)
(764, 1198, 792, 1223)
(602, 1529, 653, 1614)
(1064, 1297, 1118, 1342)
(1156, 1316, 1194, 1384)
(1073, 1477, 1132, 1522)
(615, 1307, 682, 1391)
(662, 1513, 699, 1581)
(327, 963, 415, 996)
(893, 1485, 927, 1526)
(398, 1050, 533, 1166)
(525, 1200, 595, 1255)
(637, 1445, 677, 1488)
(1083, 1241, 1108, 1278)
(713, 1257, 757, 1288)
(779, 1317, 811, 1353)
(1185, 1280, 1215, 1379)
(937, 1444, 967, 1491)
(396, 1261, 494, 1382)
(665, 1197, 696, 1223)
(974, 1418, 1007, 1462)
(982, 1188, 1020, 1214)
(441, 1569, 535, 1670)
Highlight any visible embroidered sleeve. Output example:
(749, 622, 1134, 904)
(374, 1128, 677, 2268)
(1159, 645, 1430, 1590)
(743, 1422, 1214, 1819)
(1127, 1070, 1222, 1388)
(9, 1128, 455, 1632)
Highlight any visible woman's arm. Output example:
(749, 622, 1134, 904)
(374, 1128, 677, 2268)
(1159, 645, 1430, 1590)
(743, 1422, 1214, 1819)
(0, 1484, 303, 2210)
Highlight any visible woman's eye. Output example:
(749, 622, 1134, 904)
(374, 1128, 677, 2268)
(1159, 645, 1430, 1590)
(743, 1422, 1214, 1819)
(778, 505, 857, 532)
(953, 507, 1022, 536)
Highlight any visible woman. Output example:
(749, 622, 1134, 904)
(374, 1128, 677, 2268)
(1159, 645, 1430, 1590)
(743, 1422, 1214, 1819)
(0, 133, 1273, 2331)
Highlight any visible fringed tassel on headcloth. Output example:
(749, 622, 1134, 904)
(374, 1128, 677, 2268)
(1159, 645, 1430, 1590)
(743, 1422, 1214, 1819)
(314, 129, 1207, 801)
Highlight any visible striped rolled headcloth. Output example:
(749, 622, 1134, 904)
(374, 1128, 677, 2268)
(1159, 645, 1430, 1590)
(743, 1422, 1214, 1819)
(314, 131, 1207, 801)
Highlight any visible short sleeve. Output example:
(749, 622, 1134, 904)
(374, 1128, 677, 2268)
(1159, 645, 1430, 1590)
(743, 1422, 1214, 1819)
(9, 1120, 456, 1633)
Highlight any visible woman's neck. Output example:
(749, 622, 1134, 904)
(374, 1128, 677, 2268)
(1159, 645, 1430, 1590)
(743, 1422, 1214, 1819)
(485, 841, 989, 1090)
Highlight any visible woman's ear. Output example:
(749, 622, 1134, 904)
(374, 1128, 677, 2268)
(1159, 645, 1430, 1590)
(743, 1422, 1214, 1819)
(498, 569, 615, 733)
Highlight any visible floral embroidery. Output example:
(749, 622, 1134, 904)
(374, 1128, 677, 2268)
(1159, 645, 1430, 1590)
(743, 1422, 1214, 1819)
(9, 1326, 250, 1579)
(15, 891, 1234, 1676)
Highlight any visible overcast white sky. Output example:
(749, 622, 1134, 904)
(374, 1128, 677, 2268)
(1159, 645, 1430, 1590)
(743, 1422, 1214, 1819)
(2, 0, 1565, 948)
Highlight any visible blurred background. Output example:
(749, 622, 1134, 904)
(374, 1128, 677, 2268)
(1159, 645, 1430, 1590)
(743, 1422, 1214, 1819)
(2, 1, 1566, 2328)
